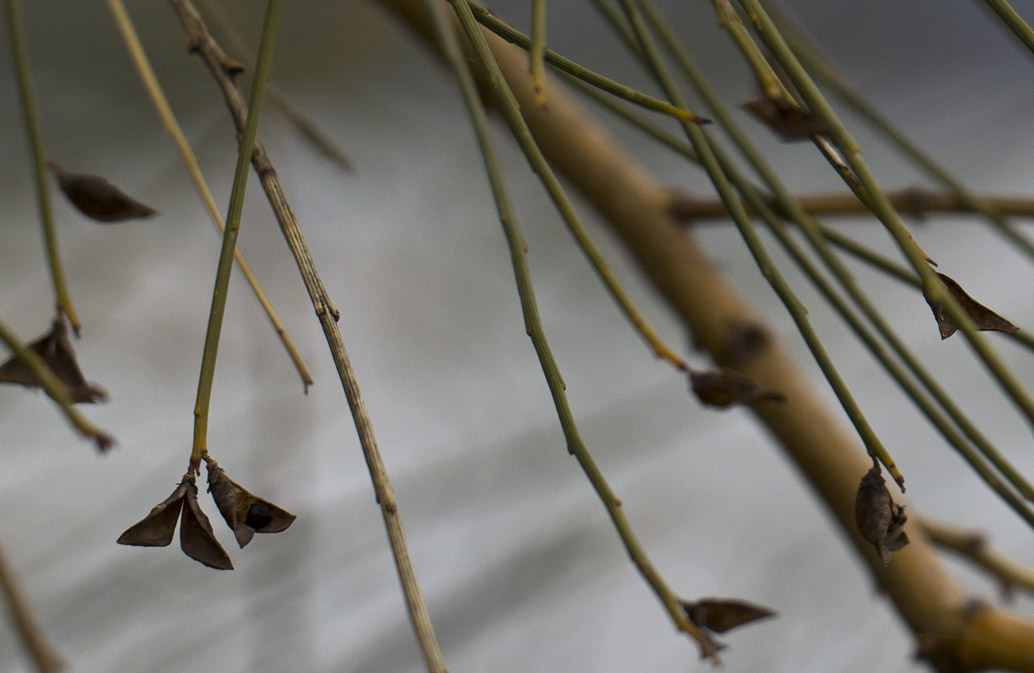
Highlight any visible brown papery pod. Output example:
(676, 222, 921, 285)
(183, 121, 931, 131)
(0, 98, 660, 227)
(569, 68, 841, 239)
(855, 462, 910, 565)
(206, 459, 296, 548)
(924, 272, 1018, 340)
(49, 161, 157, 222)
(117, 479, 189, 547)
(680, 598, 777, 634)
(690, 369, 785, 409)
(0, 318, 107, 403)
(179, 476, 233, 570)
(741, 98, 833, 141)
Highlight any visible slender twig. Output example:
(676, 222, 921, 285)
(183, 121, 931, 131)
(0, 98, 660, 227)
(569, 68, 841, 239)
(0, 536, 63, 673)
(738, 0, 1034, 433)
(191, 0, 353, 171)
(0, 318, 114, 452)
(428, 0, 719, 661)
(449, 0, 692, 375)
(464, 2, 707, 123)
(615, 0, 904, 488)
(529, 0, 547, 106)
(168, 3, 447, 671)
(919, 516, 1034, 599)
(5, 0, 79, 335)
(982, 0, 1034, 55)
(105, 0, 313, 393)
(189, 0, 283, 472)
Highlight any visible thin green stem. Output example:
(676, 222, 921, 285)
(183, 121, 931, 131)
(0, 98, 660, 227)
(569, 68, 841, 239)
(465, 1, 706, 123)
(191, 0, 283, 471)
(106, 0, 314, 393)
(738, 0, 1034, 434)
(5, 0, 79, 334)
(529, 0, 547, 105)
(448, 0, 690, 373)
(0, 318, 113, 451)
(613, 0, 904, 488)
(983, 0, 1034, 54)
(429, 0, 719, 661)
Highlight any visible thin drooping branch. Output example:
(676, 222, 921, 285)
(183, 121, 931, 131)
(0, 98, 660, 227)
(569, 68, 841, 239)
(380, 2, 1034, 670)
(167, 3, 447, 672)
(0, 536, 63, 673)
(919, 516, 1034, 600)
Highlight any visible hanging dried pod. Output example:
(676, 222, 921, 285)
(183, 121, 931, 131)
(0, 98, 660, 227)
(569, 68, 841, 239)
(179, 478, 233, 570)
(48, 161, 157, 222)
(206, 458, 296, 548)
(680, 598, 777, 634)
(923, 272, 1018, 340)
(0, 318, 107, 403)
(117, 479, 189, 547)
(855, 462, 909, 565)
(690, 369, 785, 408)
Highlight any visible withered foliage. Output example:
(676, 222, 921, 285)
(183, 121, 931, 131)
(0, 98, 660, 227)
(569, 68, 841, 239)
(681, 598, 777, 634)
(923, 272, 1018, 340)
(206, 458, 296, 548)
(0, 318, 107, 404)
(855, 462, 909, 565)
(49, 161, 157, 223)
(690, 369, 785, 408)
(118, 474, 233, 570)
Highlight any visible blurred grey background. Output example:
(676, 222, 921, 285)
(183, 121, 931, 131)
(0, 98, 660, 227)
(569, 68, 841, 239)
(2, 1, 1034, 671)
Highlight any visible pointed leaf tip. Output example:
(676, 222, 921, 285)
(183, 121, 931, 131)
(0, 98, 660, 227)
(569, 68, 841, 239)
(117, 480, 188, 547)
(180, 477, 233, 570)
(924, 272, 1018, 340)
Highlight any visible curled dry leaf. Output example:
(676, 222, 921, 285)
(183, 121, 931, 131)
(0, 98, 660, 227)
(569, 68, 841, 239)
(742, 97, 833, 141)
(0, 318, 108, 403)
(924, 272, 1018, 340)
(206, 459, 296, 548)
(680, 598, 777, 634)
(180, 477, 233, 570)
(690, 369, 785, 408)
(117, 480, 189, 547)
(48, 161, 157, 222)
(855, 462, 909, 565)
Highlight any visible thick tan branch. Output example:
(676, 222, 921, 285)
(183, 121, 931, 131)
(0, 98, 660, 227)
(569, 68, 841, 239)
(379, 1, 1034, 670)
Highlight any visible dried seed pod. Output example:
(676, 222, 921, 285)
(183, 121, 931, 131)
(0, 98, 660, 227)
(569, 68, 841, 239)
(855, 463, 910, 565)
(49, 161, 157, 222)
(690, 369, 785, 408)
(0, 318, 107, 403)
(680, 598, 777, 634)
(117, 480, 189, 547)
(179, 477, 233, 570)
(924, 272, 1018, 340)
(206, 458, 296, 548)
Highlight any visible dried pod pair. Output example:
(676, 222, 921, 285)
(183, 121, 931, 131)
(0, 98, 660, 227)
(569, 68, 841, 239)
(680, 597, 776, 653)
(205, 457, 296, 548)
(48, 161, 157, 223)
(0, 318, 107, 404)
(923, 272, 1018, 340)
(117, 474, 234, 570)
(855, 462, 909, 565)
(690, 369, 784, 409)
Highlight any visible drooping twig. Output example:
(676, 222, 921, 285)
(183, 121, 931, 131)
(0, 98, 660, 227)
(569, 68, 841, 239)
(167, 2, 447, 671)
(0, 536, 63, 673)
(5, 0, 79, 334)
(919, 516, 1034, 600)
(105, 0, 314, 393)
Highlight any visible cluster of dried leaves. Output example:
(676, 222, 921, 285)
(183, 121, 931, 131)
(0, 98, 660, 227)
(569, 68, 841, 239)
(118, 456, 295, 570)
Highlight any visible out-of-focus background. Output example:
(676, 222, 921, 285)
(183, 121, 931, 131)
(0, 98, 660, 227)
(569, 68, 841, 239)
(2, 1, 1034, 671)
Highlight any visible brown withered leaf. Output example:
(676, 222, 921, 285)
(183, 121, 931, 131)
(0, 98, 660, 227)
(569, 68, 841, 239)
(0, 319, 107, 403)
(206, 459, 295, 548)
(742, 98, 833, 141)
(855, 462, 909, 565)
(680, 598, 777, 634)
(690, 369, 785, 408)
(179, 477, 233, 570)
(117, 479, 189, 547)
(924, 272, 1018, 340)
(49, 161, 157, 223)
